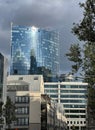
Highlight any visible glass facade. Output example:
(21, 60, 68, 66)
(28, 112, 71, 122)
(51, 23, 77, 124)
(10, 25, 59, 81)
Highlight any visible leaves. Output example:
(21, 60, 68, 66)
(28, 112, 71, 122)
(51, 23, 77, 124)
(3, 96, 16, 129)
(72, 0, 95, 42)
(66, 43, 82, 73)
(0, 101, 4, 124)
(0, 97, 16, 129)
(69, 0, 95, 128)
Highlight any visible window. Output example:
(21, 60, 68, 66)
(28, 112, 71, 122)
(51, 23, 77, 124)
(60, 90, 87, 93)
(64, 104, 86, 108)
(45, 85, 58, 88)
(15, 117, 29, 126)
(65, 110, 86, 113)
(34, 77, 38, 80)
(16, 107, 29, 114)
(60, 99, 86, 103)
(80, 121, 82, 124)
(15, 96, 29, 103)
(45, 89, 58, 93)
(50, 95, 58, 98)
(60, 85, 87, 88)
(60, 95, 86, 98)
(66, 115, 86, 118)
(70, 121, 72, 124)
(7, 85, 29, 91)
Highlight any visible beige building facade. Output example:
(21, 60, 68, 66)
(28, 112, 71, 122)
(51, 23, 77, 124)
(7, 75, 67, 130)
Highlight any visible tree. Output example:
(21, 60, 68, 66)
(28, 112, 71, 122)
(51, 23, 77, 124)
(66, 43, 82, 73)
(0, 97, 16, 129)
(0, 101, 4, 128)
(3, 96, 16, 130)
(83, 43, 95, 85)
(66, 0, 95, 129)
(72, 0, 95, 42)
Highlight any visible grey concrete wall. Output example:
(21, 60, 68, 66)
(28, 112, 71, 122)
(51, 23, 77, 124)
(29, 123, 41, 130)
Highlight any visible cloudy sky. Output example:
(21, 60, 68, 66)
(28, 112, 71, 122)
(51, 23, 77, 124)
(0, 0, 85, 73)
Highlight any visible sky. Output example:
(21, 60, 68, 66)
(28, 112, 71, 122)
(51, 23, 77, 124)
(0, 0, 86, 74)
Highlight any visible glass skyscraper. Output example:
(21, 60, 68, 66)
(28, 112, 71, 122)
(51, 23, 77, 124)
(10, 25, 59, 81)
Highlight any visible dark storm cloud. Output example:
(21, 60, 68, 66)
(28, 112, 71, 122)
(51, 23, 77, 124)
(13, 0, 65, 28)
(0, 0, 85, 73)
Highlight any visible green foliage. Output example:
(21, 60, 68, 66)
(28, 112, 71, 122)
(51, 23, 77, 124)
(66, 0, 95, 128)
(0, 97, 16, 129)
(83, 43, 95, 85)
(3, 96, 16, 129)
(68, 0, 95, 84)
(0, 101, 4, 124)
(88, 87, 95, 109)
(66, 43, 82, 73)
(72, 0, 95, 42)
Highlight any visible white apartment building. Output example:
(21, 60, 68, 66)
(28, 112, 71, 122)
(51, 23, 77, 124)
(44, 81, 88, 130)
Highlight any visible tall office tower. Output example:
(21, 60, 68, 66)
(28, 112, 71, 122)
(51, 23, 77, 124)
(10, 25, 59, 81)
(0, 53, 7, 102)
(44, 81, 88, 130)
